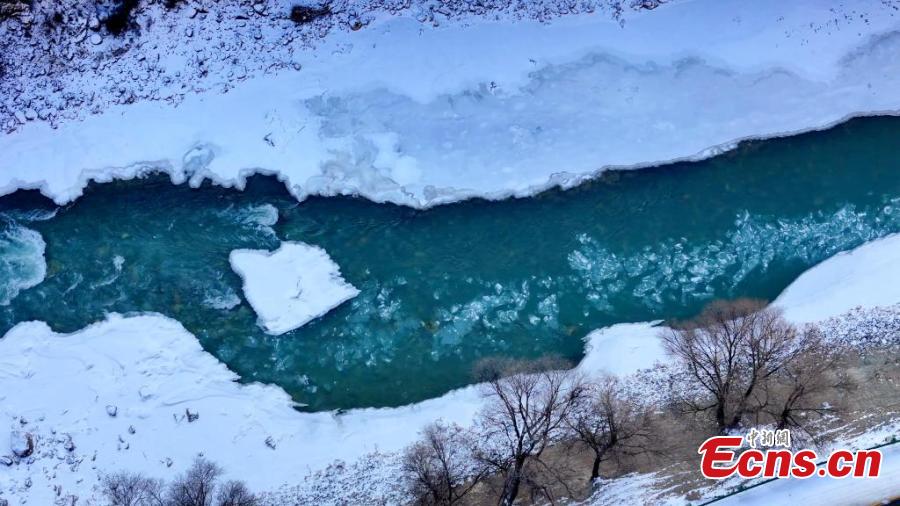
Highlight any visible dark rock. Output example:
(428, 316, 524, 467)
(289, 4, 330, 25)
(9, 431, 34, 459)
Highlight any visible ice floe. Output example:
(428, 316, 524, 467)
(229, 241, 360, 335)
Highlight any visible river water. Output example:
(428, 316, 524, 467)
(1, 116, 899, 410)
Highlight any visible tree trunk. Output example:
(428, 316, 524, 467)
(715, 403, 727, 434)
(498, 459, 525, 506)
(591, 454, 602, 481)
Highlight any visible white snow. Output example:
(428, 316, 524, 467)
(229, 241, 359, 335)
(0, 314, 482, 503)
(775, 233, 900, 323)
(716, 444, 900, 506)
(2, 0, 900, 208)
(578, 322, 667, 377)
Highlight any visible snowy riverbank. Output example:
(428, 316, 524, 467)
(3, 231, 900, 503)
(2, 0, 900, 208)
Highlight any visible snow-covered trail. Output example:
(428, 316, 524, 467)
(2, 0, 900, 208)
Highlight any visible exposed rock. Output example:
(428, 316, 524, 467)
(64, 435, 76, 452)
(290, 4, 331, 25)
(9, 431, 34, 459)
(106, 405, 118, 417)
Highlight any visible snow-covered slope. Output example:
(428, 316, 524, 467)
(775, 233, 900, 323)
(0, 314, 483, 503)
(229, 242, 359, 335)
(2, 0, 900, 207)
(715, 444, 900, 505)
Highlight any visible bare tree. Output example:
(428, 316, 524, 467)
(473, 357, 587, 506)
(167, 457, 223, 506)
(216, 480, 260, 506)
(755, 325, 853, 437)
(660, 299, 805, 433)
(566, 376, 656, 484)
(401, 421, 488, 505)
(102, 472, 165, 506)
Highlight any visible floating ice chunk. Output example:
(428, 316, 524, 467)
(229, 242, 359, 335)
(202, 288, 242, 311)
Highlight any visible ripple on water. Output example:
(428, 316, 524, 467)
(0, 216, 47, 306)
(216, 203, 280, 240)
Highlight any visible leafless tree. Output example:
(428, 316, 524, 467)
(215, 480, 260, 506)
(401, 421, 488, 505)
(660, 299, 807, 433)
(566, 376, 656, 483)
(754, 325, 853, 437)
(473, 357, 587, 506)
(167, 457, 223, 506)
(102, 472, 165, 506)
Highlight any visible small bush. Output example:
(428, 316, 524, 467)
(167, 457, 222, 506)
(102, 472, 165, 506)
(216, 480, 260, 506)
(105, 458, 258, 506)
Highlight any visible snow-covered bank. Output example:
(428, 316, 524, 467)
(0, 314, 483, 503)
(229, 242, 359, 335)
(775, 233, 900, 324)
(3, 0, 900, 208)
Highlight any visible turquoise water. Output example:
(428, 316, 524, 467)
(1, 116, 900, 411)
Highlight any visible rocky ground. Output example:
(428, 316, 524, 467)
(0, 0, 665, 134)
